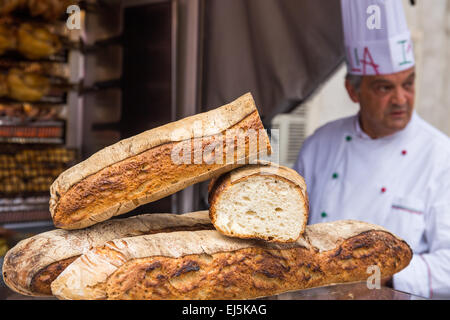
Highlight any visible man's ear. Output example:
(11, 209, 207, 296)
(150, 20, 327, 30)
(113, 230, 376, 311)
(345, 80, 360, 103)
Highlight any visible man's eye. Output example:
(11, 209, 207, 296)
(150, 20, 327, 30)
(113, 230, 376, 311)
(403, 82, 414, 90)
(377, 86, 392, 93)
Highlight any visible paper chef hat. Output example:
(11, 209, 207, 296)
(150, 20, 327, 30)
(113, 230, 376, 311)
(341, 0, 415, 75)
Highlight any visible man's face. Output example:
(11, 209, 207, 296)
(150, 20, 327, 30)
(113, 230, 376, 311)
(345, 67, 416, 138)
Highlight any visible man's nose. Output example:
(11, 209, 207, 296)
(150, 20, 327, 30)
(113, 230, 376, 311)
(391, 87, 408, 106)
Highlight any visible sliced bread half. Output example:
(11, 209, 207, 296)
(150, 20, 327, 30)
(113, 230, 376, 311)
(208, 163, 309, 243)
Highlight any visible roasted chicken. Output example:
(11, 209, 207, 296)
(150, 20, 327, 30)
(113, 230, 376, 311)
(6, 68, 50, 102)
(0, 0, 27, 16)
(17, 23, 61, 60)
(28, 0, 74, 21)
(0, 0, 75, 21)
(0, 23, 16, 55)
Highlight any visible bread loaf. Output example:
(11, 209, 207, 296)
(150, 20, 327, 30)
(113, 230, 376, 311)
(2, 211, 213, 296)
(50, 93, 271, 230)
(208, 163, 309, 243)
(51, 220, 412, 300)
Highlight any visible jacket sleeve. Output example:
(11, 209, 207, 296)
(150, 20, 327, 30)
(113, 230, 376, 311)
(393, 166, 450, 299)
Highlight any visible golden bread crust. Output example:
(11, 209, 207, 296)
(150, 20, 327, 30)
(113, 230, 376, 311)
(2, 211, 212, 296)
(51, 97, 271, 229)
(105, 230, 411, 300)
(50, 221, 412, 300)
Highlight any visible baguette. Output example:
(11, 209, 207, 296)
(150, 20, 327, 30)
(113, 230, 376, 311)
(2, 211, 213, 296)
(51, 220, 412, 300)
(50, 93, 271, 230)
(208, 163, 309, 243)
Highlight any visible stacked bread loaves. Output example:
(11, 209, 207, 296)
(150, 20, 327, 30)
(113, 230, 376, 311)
(2, 93, 413, 299)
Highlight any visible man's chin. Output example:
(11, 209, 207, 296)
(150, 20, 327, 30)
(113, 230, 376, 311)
(386, 117, 411, 133)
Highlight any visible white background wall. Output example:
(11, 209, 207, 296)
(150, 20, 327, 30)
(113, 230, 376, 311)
(296, 0, 450, 138)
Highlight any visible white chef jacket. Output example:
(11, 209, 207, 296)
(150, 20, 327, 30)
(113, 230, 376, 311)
(294, 111, 450, 299)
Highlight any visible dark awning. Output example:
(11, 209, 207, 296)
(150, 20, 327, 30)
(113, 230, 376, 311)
(201, 0, 345, 125)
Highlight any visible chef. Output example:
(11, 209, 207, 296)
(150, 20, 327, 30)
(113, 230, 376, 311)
(294, 0, 450, 299)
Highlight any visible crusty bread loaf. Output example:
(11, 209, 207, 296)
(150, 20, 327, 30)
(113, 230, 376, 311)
(208, 163, 309, 243)
(2, 211, 213, 296)
(51, 220, 412, 300)
(50, 93, 271, 230)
